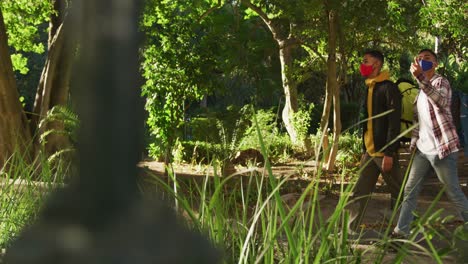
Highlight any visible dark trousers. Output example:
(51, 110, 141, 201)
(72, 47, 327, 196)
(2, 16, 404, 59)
(349, 152, 404, 230)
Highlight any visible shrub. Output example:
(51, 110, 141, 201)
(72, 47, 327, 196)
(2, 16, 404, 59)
(181, 141, 224, 164)
(335, 131, 362, 170)
(239, 108, 293, 162)
(310, 130, 362, 171)
(187, 117, 221, 143)
(179, 105, 253, 164)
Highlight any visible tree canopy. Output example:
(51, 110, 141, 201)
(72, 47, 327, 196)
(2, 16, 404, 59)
(0, 0, 466, 165)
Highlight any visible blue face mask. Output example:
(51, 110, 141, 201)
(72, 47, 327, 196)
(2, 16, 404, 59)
(419, 60, 433, 71)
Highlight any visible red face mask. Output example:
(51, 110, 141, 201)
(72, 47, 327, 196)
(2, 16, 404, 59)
(359, 64, 373, 77)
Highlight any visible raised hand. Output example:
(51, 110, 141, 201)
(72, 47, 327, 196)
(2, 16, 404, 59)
(410, 57, 423, 78)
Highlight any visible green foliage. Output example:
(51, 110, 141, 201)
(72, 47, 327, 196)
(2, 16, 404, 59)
(1, 0, 52, 111)
(335, 131, 362, 170)
(140, 0, 286, 161)
(239, 108, 292, 162)
(170, 106, 294, 164)
(141, 143, 458, 263)
(291, 104, 313, 145)
(308, 101, 361, 135)
(188, 105, 251, 143)
(10, 54, 29, 74)
(1, 0, 53, 73)
(141, 0, 226, 159)
(419, 0, 467, 57)
(0, 176, 40, 248)
(147, 142, 164, 161)
(0, 148, 68, 248)
(245, 0, 321, 22)
(176, 105, 361, 167)
(18, 96, 26, 108)
(440, 55, 468, 94)
(38, 105, 79, 170)
(181, 141, 224, 164)
(188, 117, 221, 143)
(179, 105, 253, 164)
(171, 138, 185, 164)
(337, 0, 423, 85)
(39, 106, 79, 146)
(138, 0, 463, 163)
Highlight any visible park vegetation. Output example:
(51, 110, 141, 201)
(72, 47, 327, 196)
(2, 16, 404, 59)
(0, 0, 467, 263)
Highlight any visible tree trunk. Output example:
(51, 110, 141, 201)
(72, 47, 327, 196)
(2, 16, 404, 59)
(31, 1, 74, 156)
(240, 0, 308, 151)
(48, 0, 64, 48)
(325, 9, 341, 172)
(337, 23, 348, 103)
(279, 42, 299, 145)
(316, 6, 342, 172)
(279, 39, 312, 153)
(0, 9, 33, 168)
(315, 74, 332, 163)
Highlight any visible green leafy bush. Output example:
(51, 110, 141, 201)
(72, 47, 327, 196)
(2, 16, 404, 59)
(39, 105, 80, 147)
(441, 55, 468, 94)
(179, 106, 293, 164)
(291, 107, 312, 148)
(239, 108, 293, 162)
(188, 117, 222, 143)
(181, 141, 224, 164)
(335, 131, 362, 170)
(38, 105, 79, 176)
(179, 105, 253, 164)
(172, 138, 185, 164)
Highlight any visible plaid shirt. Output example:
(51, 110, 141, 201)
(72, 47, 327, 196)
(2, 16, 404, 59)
(411, 73, 460, 159)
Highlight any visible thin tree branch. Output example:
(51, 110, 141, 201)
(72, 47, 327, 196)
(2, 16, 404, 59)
(240, 0, 279, 40)
(301, 43, 327, 65)
(198, 0, 223, 23)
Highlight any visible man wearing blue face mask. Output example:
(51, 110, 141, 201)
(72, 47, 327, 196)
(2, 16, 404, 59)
(393, 49, 468, 237)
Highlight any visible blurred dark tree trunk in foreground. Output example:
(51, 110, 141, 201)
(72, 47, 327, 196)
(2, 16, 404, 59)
(4, 0, 220, 263)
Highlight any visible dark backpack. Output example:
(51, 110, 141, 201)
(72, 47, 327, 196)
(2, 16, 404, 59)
(396, 78, 419, 142)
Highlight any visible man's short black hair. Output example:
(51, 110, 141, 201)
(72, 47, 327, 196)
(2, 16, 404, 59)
(364, 50, 384, 65)
(418, 48, 438, 62)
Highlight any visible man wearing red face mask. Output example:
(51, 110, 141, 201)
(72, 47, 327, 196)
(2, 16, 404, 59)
(347, 50, 403, 233)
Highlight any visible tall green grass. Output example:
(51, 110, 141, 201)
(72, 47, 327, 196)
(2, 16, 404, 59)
(139, 109, 463, 263)
(0, 149, 67, 248)
(1, 109, 463, 263)
(142, 157, 368, 263)
(141, 154, 462, 263)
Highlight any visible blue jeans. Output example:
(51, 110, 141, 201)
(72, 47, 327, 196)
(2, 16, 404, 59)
(394, 150, 468, 235)
(460, 92, 468, 156)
